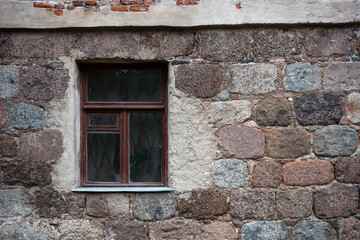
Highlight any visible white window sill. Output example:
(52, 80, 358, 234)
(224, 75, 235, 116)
(71, 186, 173, 193)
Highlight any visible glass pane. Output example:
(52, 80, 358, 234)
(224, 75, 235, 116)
(87, 131, 120, 182)
(130, 113, 162, 182)
(89, 115, 117, 127)
(87, 69, 162, 103)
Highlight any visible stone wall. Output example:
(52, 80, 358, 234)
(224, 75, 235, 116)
(0, 26, 360, 239)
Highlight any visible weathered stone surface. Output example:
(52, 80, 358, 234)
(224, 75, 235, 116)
(230, 189, 276, 221)
(1, 160, 52, 187)
(218, 127, 265, 159)
(294, 93, 343, 125)
(323, 63, 360, 92)
(314, 185, 359, 219)
(0, 224, 50, 240)
(175, 64, 223, 98)
(20, 67, 69, 102)
(202, 221, 238, 240)
(106, 194, 130, 217)
(178, 189, 229, 220)
(0, 189, 32, 218)
(0, 134, 18, 157)
(276, 189, 312, 219)
(10, 103, 44, 130)
(149, 219, 202, 240)
(255, 98, 291, 126)
(86, 193, 129, 218)
(86, 194, 109, 218)
(283, 63, 321, 92)
(335, 157, 360, 183)
(212, 159, 248, 188)
(228, 64, 277, 95)
(346, 92, 360, 124)
(19, 130, 63, 161)
(250, 161, 282, 188)
(58, 219, 104, 239)
(315, 125, 358, 157)
(265, 128, 310, 158)
(0, 102, 7, 129)
(134, 193, 176, 221)
(341, 218, 360, 240)
(241, 221, 289, 240)
(292, 220, 337, 240)
(106, 220, 147, 240)
(206, 100, 251, 127)
(0, 66, 19, 99)
(216, 90, 229, 100)
(282, 160, 334, 186)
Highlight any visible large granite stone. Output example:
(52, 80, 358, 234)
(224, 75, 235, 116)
(241, 221, 289, 240)
(276, 189, 312, 219)
(212, 159, 248, 188)
(0, 66, 19, 99)
(346, 92, 360, 124)
(292, 220, 337, 240)
(335, 157, 360, 183)
(0, 134, 18, 157)
(340, 218, 360, 240)
(283, 63, 321, 92)
(250, 161, 282, 188)
(134, 193, 176, 221)
(0, 189, 32, 218)
(0, 224, 50, 240)
(255, 98, 291, 126)
(202, 221, 238, 240)
(10, 103, 43, 130)
(106, 220, 147, 240)
(323, 63, 360, 92)
(149, 219, 202, 240)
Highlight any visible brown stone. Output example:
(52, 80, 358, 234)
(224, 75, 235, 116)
(202, 221, 238, 240)
(255, 98, 292, 126)
(149, 219, 202, 239)
(314, 185, 359, 219)
(265, 128, 310, 158)
(86, 194, 109, 217)
(341, 218, 360, 240)
(19, 130, 63, 161)
(250, 161, 282, 188)
(0, 134, 18, 157)
(283, 160, 334, 186)
(335, 157, 360, 183)
(1, 160, 52, 187)
(106, 220, 147, 240)
(276, 189, 313, 219)
(230, 189, 276, 221)
(218, 127, 265, 159)
(177, 189, 229, 220)
(175, 63, 223, 98)
(0, 102, 7, 129)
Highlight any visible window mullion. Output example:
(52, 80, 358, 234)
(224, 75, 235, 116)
(120, 111, 129, 184)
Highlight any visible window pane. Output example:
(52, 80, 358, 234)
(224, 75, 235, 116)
(87, 131, 120, 182)
(130, 113, 162, 182)
(87, 69, 162, 103)
(89, 115, 117, 127)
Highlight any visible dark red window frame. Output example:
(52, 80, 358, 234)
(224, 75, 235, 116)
(80, 63, 168, 187)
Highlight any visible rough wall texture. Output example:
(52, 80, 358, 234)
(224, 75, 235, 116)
(0, 26, 360, 239)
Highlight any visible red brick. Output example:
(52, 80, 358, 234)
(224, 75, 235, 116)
(177, 0, 198, 6)
(55, 4, 65, 9)
(53, 10, 63, 16)
(121, 0, 140, 5)
(67, 6, 76, 10)
(72, 1, 84, 6)
(130, 6, 148, 11)
(235, 3, 241, 9)
(33, 2, 55, 8)
(143, 0, 155, 5)
(86, 0, 97, 6)
(111, 5, 129, 11)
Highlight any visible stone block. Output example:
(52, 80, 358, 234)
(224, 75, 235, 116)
(0, 134, 18, 157)
(323, 63, 360, 92)
(206, 100, 251, 127)
(250, 161, 282, 188)
(106, 194, 130, 217)
(0, 102, 7, 129)
(230, 189, 276, 221)
(0, 66, 19, 99)
(0, 189, 32, 218)
(314, 185, 359, 219)
(202, 221, 238, 240)
(265, 128, 310, 158)
(86, 194, 109, 217)
(346, 92, 360, 125)
(149, 219, 202, 240)
(340, 218, 360, 240)
(19, 130, 63, 161)
(106, 220, 147, 240)
(283, 62, 321, 92)
(227, 64, 277, 95)
(241, 221, 289, 240)
(86, 193, 129, 218)
(294, 93, 343, 125)
(335, 157, 360, 183)
(134, 192, 176, 221)
(212, 159, 248, 189)
(276, 189, 312, 219)
(10, 103, 44, 130)
(175, 63, 223, 98)
(218, 127, 265, 159)
(315, 125, 358, 157)
(255, 98, 291, 126)
(0, 224, 50, 240)
(177, 189, 229, 220)
(58, 219, 104, 239)
(282, 160, 334, 186)
(292, 220, 337, 240)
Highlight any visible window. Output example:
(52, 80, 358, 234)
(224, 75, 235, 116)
(80, 63, 168, 187)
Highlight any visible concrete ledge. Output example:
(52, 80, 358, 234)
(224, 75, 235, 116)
(71, 187, 174, 193)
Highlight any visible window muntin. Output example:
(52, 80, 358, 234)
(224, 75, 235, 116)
(80, 63, 168, 187)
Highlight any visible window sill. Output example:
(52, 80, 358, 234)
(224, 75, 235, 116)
(71, 186, 173, 193)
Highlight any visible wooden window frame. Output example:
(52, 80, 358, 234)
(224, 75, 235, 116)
(80, 63, 168, 187)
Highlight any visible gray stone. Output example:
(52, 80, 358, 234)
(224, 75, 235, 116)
(149, 219, 202, 240)
(0, 225, 50, 240)
(323, 63, 360, 92)
(255, 98, 292, 126)
(283, 63, 322, 92)
(212, 159, 248, 188)
(216, 90, 229, 100)
(228, 64, 277, 95)
(294, 93, 343, 125)
(10, 103, 44, 130)
(292, 220, 337, 240)
(276, 189, 313, 219)
(346, 92, 360, 124)
(0, 189, 32, 218)
(0, 66, 19, 99)
(315, 125, 358, 157)
(134, 193, 176, 221)
(241, 221, 289, 240)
